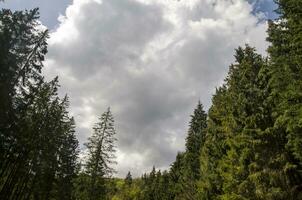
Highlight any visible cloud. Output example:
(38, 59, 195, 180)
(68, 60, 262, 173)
(43, 0, 269, 177)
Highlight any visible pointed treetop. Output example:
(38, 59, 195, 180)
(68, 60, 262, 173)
(125, 171, 132, 186)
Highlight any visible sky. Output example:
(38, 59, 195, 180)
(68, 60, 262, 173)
(1, 0, 277, 177)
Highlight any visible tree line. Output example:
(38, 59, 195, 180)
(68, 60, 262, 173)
(0, 8, 117, 200)
(1, 0, 302, 199)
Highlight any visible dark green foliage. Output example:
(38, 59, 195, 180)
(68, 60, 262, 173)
(132, 102, 207, 200)
(73, 173, 91, 200)
(125, 171, 133, 186)
(137, 167, 174, 200)
(55, 116, 79, 199)
(182, 102, 207, 199)
(0, 8, 48, 173)
(198, 86, 229, 199)
(0, 8, 78, 199)
(84, 108, 117, 200)
(196, 2, 302, 198)
(217, 46, 275, 199)
(170, 152, 185, 199)
(198, 44, 301, 200)
(264, 0, 302, 198)
(28, 79, 79, 200)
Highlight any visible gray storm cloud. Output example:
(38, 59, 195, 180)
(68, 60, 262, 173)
(43, 0, 269, 177)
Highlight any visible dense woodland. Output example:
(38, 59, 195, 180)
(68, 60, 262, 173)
(1, 0, 302, 199)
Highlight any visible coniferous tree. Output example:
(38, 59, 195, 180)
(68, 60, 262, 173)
(198, 86, 228, 199)
(0, 8, 79, 199)
(24, 79, 79, 200)
(72, 172, 91, 200)
(264, 0, 302, 198)
(198, 35, 301, 199)
(198, 46, 270, 199)
(160, 170, 174, 200)
(0, 10, 48, 195)
(125, 171, 133, 186)
(85, 107, 117, 200)
(218, 46, 273, 199)
(182, 101, 207, 199)
(55, 115, 79, 200)
(170, 152, 185, 200)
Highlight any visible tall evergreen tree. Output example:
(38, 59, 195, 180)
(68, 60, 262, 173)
(198, 46, 271, 199)
(169, 152, 185, 200)
(182, 101, 207, 199)
(198, 86, 228, 199)
(25, 79, 78, 200)
(85, 107, 117, 200)
(55, 114, 79, 200)
(0, 9, 48, 193)
(0, 8, 80, 199)
(125, 171, 133, 186)
(0, 8, 78, 199)
(265, 0, 302, 198)
(218, 46, 273, 199)
(185, 101, 207, 179)
(160, 170, 174, 200)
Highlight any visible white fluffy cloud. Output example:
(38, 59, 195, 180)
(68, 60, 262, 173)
(43, 0, 268, 177)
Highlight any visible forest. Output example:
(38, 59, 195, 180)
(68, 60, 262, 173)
(0, 0, 302, 199)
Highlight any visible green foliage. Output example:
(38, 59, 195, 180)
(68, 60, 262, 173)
(125, 171, 133, 186)
(84, 108, 117, 200)
(137, 167, 174, 200)
(73, 173, 91, 200)
(182, 102, 207, 199)
(103, 177, 142, 200)
(198, 86, 229, 199)
(217, 46, 274, 199)
(0, 8, 79, 199)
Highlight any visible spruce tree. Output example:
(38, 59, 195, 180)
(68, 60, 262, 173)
(55, 115, 79, 200)
(25, 79, 78, 199)
(198, 86, 228, 199)
(0, 8, 78, 199)
(169, 152, 185, 200)
(0, 9, 48, 192)
(198, 46, 270, 199)
(125, 171, 133, 186)
(265, 0, 302, 198)
(85, 107, 117, 200)
(185, 101, 207, 179)
(217, 46, 273, 199)
(182, 101, 207, 199)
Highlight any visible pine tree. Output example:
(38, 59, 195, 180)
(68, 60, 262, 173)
(125, 171, 133, 186)
(55, 115, 79, 200)
(198, 86, 228, 199)
(265, 0, 302, 198)
(0, 8, 82, 199)
(198, 46, 271, 199)
(182, 101, 207, 199)
(0, 8, 48, 155)
(85, 107, 117, 200)
(24, 79, 79, 199)
(185, 101, 207, 177)
(217, 46, 273, 199)
(0, 9, 79, 199)
(160, 170, 174, 200)
(169, 152, 185, 200)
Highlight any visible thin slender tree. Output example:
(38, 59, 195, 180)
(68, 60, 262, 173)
(85, 107, 117, 200)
